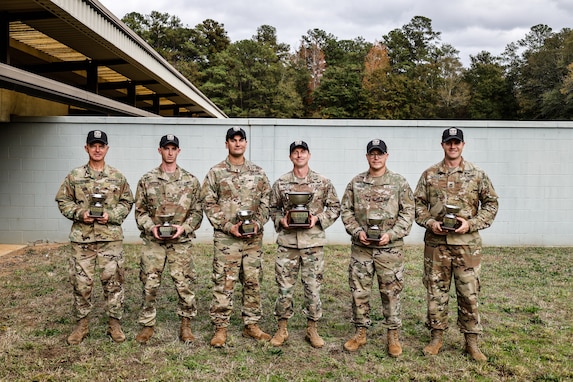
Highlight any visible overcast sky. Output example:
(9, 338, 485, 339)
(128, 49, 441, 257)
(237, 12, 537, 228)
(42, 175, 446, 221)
(98, 0, 572, 66)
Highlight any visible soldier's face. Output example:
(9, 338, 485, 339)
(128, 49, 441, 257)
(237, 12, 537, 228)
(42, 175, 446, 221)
(366, 149, 388, 171)
(290, 148, 310, 168)
(85, 142, 108, 162)
(441, 139, 464, 161)
(226, 136, 247, 157)
(158, 144, 180, 164)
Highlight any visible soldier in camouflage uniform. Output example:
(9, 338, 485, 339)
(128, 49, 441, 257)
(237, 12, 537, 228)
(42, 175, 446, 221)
(201, 127, 272, 347)
(268, 140, 341, 348)
(133, 134, 203, 344)
(414, 128, 498, 362)
(341, 139, 414, 357)
(55, 130, 134, 345)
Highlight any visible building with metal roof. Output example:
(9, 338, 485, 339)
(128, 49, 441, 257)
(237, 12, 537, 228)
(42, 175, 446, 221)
(0, 0, 227, 121)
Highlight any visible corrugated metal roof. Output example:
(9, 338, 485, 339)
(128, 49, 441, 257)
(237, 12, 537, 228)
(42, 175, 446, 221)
(0, 0, 227, 118)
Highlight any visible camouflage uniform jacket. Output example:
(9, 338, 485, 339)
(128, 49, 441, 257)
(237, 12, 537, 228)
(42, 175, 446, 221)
(414, 158, 499, 246)
(55, 163, 134, 243)
(201, 158, 270, 235)
(134, 166, 203, 243)
(341, 169, 414, 248)
(270, 169, 341, 249)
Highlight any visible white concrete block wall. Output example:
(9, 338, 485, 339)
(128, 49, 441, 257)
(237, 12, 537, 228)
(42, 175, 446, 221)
(2, 117, 572, 246)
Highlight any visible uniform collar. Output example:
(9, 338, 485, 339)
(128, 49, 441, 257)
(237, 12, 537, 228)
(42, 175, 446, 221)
(362, 168, 392, 183)
(439, 157, 465, 173)
(84, 163, 108, 178)
(157, 165, 180, 180)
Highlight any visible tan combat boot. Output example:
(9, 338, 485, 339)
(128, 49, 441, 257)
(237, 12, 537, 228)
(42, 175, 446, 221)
(107, 317, 126, 343)
(179, 317, 195, 342)
(270, 319, 289, 347)
(423, 329, 443, 356)
(464, 333, 487, 362)
(305, 320, 325, 348)
(343, 327, 367, 352)
(67, 317, 89, 345)
(211, 327, 227, 347)
(242, 324, 271, 341)
(135, 326, 154, 344)
(387, 329, 402, 357)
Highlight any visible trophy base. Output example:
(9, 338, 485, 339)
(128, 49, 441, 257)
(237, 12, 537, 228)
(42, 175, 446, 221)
(441, 215, 459, 231)
(440, 223, 459, 231)
(288, 210, 310, 228)
(239, 223, 256, 236)
(289, 223, 311, 228)
(159, 228, 175, 238)
(88, 213, 103, 218)
(366, 227, 381, 241)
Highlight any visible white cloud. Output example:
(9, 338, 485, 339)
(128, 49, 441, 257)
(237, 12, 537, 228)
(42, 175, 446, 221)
(98, 0, 573, 65)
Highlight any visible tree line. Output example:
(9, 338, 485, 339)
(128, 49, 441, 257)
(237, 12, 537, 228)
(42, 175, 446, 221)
(122, 12, 573, 119)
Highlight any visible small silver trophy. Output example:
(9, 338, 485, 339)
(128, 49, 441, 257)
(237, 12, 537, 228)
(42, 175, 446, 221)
(366, 212, 384, 241)
(237, 210, 256, 236)
(89, 192, 105, 218)
(442, 205, 461, 231)
(157, 214, 176, 238)
(286, 192, 313, 228)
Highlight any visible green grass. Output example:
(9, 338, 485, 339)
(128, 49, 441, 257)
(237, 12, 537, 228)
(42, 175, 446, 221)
(0, 244, 572, 381)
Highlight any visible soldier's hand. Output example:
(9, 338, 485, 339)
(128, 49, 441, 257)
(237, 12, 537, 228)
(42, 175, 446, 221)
(152, 225, 162, 240)
(230, 222, 243, 238)
(431, 221, 448, 235)
(171, 225, 184, 239)
(377, 233, 390, 246)
(280, 215, 290, 229)
(308, 214, 319, 228)
(358, 231, 370, 246)
(96, 211, 109, 225)
(454, 217, 470, 234)
(82, 211, 95, 224)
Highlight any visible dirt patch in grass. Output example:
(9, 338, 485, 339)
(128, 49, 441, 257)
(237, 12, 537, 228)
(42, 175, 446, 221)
(0, 243, 66, 277)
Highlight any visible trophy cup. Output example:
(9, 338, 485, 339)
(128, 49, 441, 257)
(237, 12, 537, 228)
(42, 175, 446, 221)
(441, 205, 461, 231)
(237, 210, 256, 236)
(286, 192, 313, 228)
(89, 192, 105, 218)
(157, 214, 176, 238)
(366, 212, 384, 241)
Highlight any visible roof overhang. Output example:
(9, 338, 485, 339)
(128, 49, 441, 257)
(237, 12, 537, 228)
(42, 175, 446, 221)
(0, 0, 227, 118)
(0, 63, 157, 116)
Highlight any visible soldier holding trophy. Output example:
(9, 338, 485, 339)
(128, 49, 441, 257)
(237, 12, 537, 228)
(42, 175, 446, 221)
(414, 128, 498, 361)
(341, 139, 414, 356)
(201, 127, 272, 348)
(133, 134, 203, 344)
(269, 140, 341, 348)
(55, 130, 134, 345)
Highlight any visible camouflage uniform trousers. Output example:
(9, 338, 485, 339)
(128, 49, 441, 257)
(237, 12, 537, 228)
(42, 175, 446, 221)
(68, 241, 125, 320)
(274, 245, 324, 321)
(422, 243, 482, 334)
(348, 244, 404, 329)
(138, 238, 197, 326)
(210, 233, 265, 328)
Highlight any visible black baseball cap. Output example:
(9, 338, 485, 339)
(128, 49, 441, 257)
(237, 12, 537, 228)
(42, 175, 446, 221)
(290, 140, 309, 153)
(442, 127, 464, 143)
(366, 139, 387, 154)
(160, 134, 179, 148)
(226, 127, 247, 140)
(86, 130, 108, 145)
